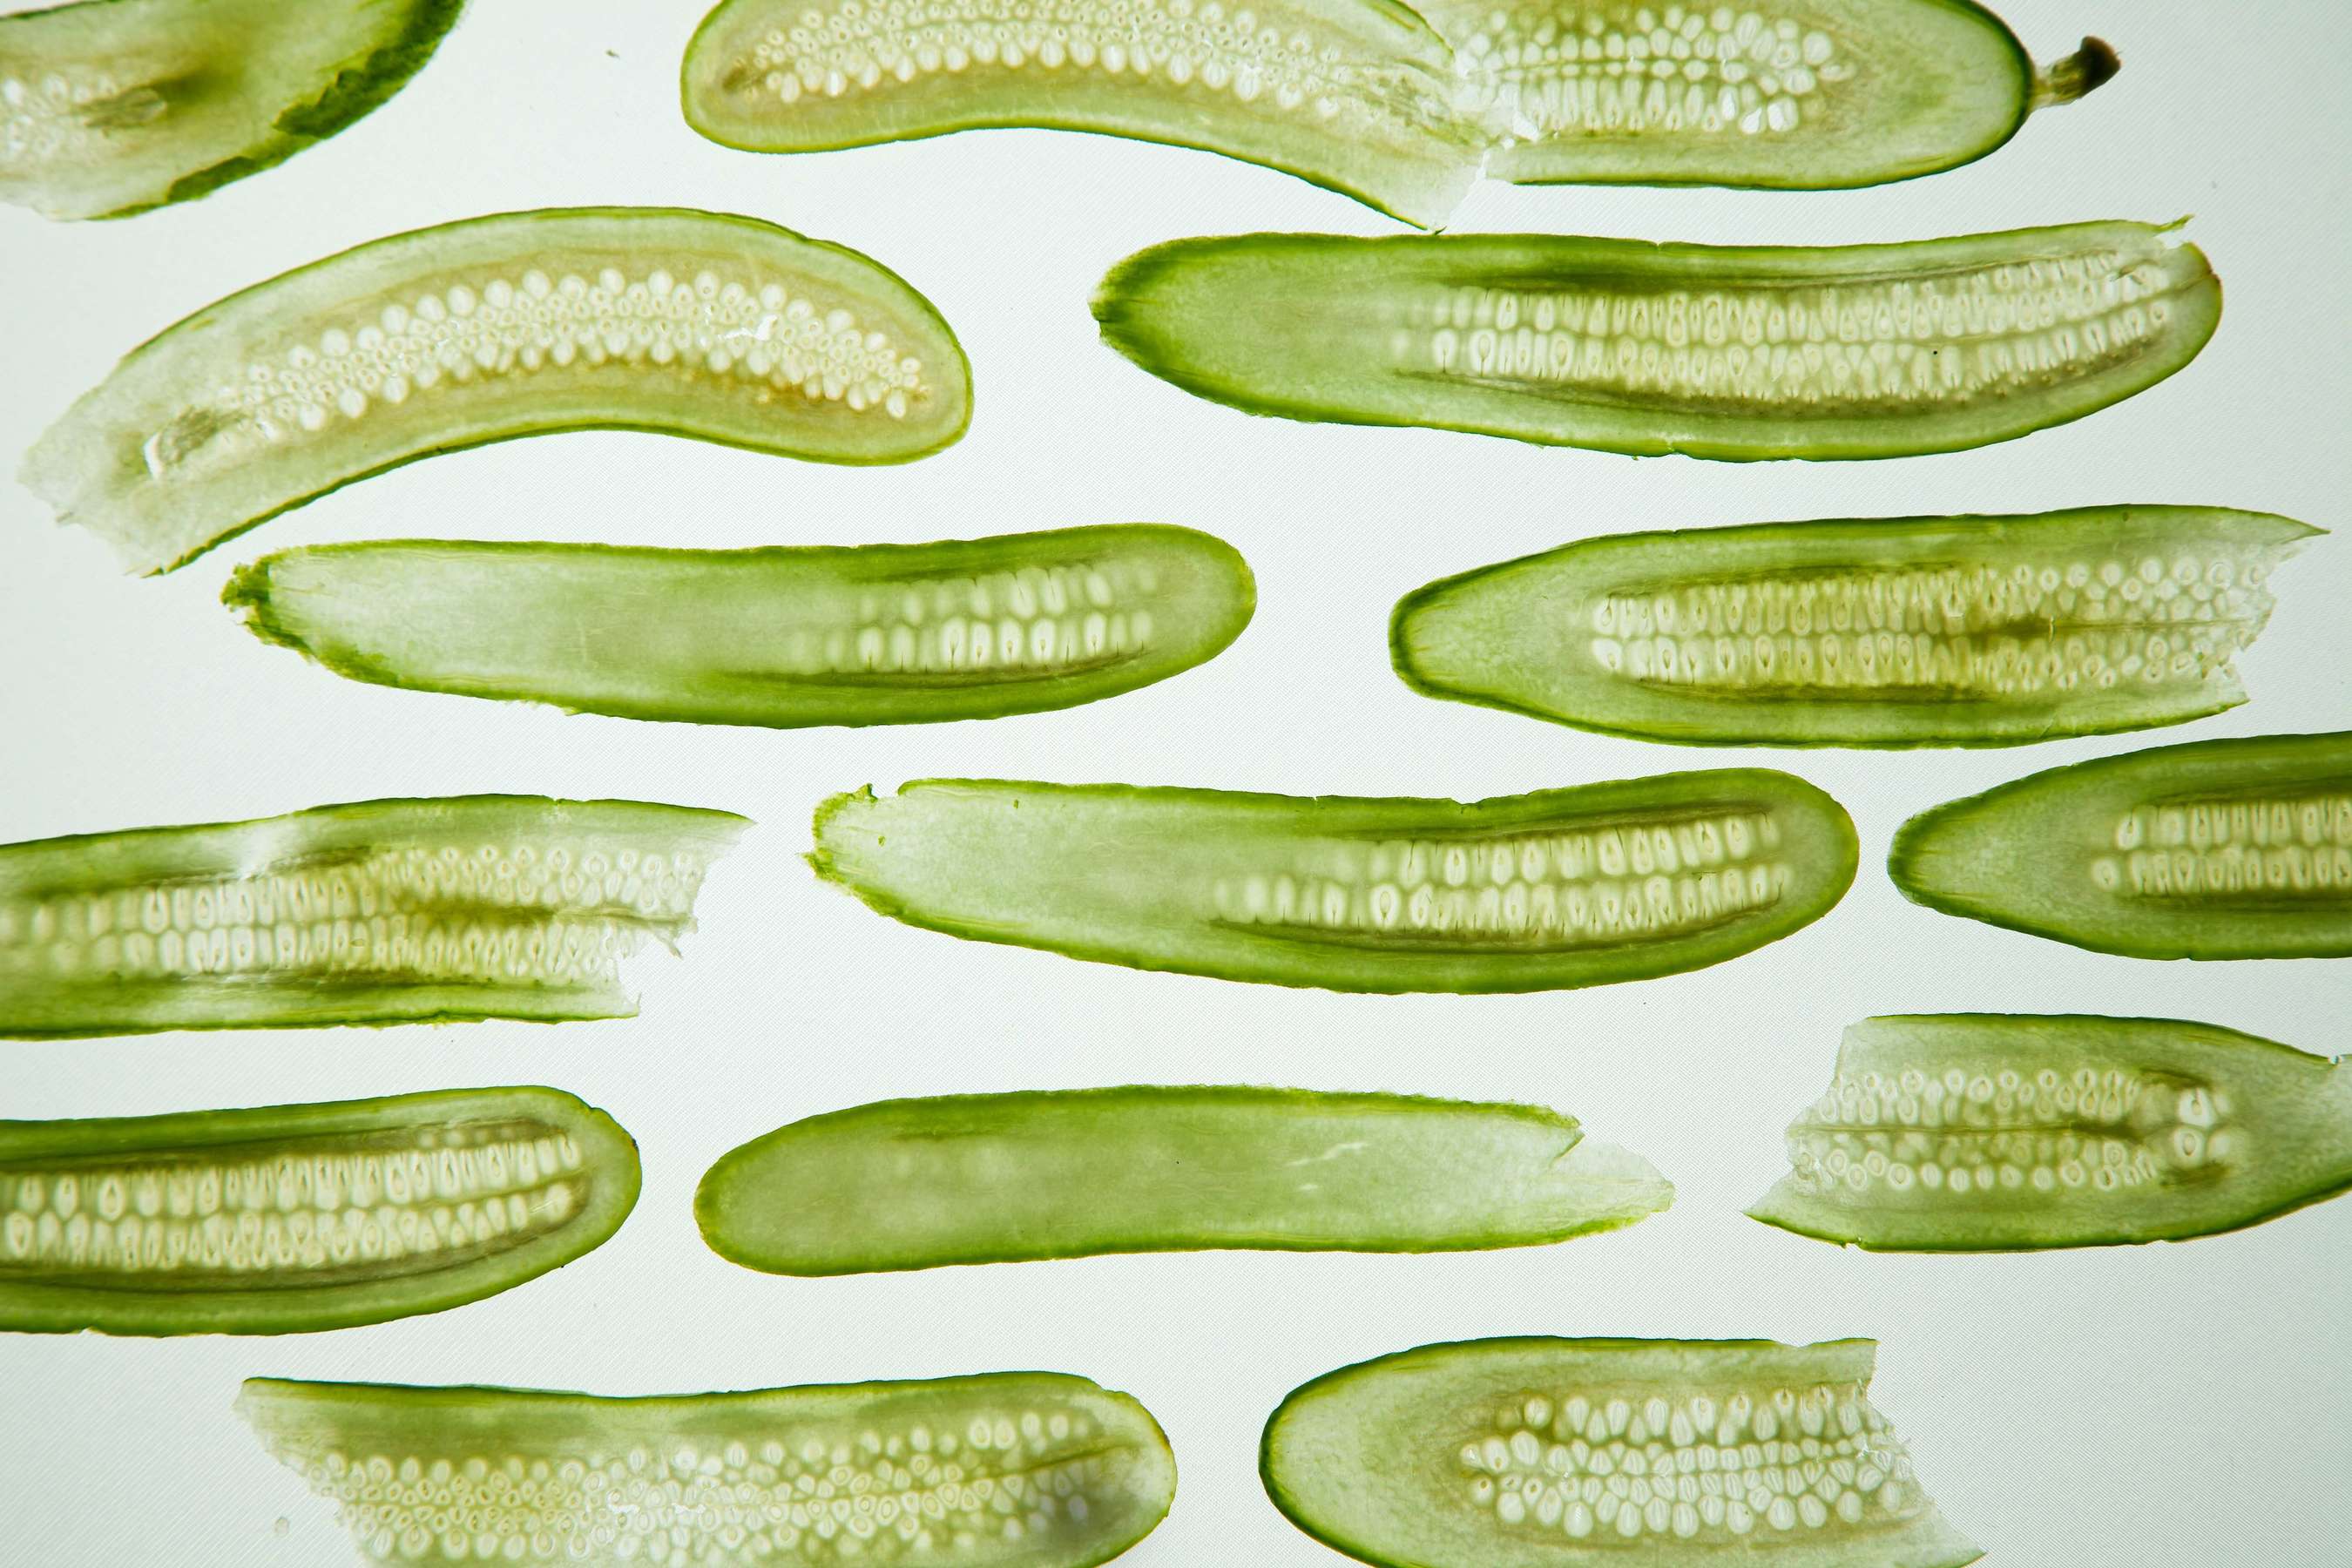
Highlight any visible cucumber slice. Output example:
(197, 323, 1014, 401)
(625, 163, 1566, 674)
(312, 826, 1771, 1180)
(1748, 1014, 2352, 1251)
(1092, 220, 2219, 460)
(0, 794, 745, 1037)
(0, 1086, 637, 1335)
(20, 206, 971, 575)
(222, 524, 1254, 727)
(1261, 1336, 1979, 1566)
(1392, 506, 2319, 748)
(809, 772, 1856, 992)
(0, 0, 463, 220)
(1889, 732, 2352, 959)
(697, 1085, 1672, 1274)
(240, 1370, 1177, 1565)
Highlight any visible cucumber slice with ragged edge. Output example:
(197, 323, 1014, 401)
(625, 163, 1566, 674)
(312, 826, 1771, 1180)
(0, 1086, 637, 1335)
(240, 1371, 1178, 1566)
(809, 772, 1856, 992)
(1391, 506, 2320, 749)
(1889, 731, 2352, 959)
(1092, 219, 2219, 461)
(0, 0, 463, 220)
(20, 206, 972, 576)
(222, 524, 1254, 727)
(1261, 1336, 1979, 1566)
(696, 1085, 1672, 1274)
(0, 794, 746, 1037)
(1747, 1015, 2352, 1252)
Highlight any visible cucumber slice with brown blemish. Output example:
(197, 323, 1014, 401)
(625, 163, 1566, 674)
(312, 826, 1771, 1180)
(810, 772, 1856, 992)
(0, 1086, 637, 1336)
(1392, 506, 2319, 748)
(20, 206, 971, 575)
(1092, 219, 2219, 460)
(0, 795, 745, 1038)
(222, 524, 1254, 727)
(1889, 731, 2352, 959)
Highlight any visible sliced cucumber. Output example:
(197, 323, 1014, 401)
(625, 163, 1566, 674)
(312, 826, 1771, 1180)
(1392, 506, 2318, 748)
(1889, 731, 2352, 959)
(223, 524, 1254, 727)
(809, 772, 1855, 991)
(1092, 220, 2219, 460)
(1262, 1336, 1979, 1566)
(0, 0, 463, 220)
(0, 1086, 636, 1335)
(241, 1370, 1177, 1565)
(1748, 1014, 2352, 1251)
(0, 794, 745, 1037)
(21, 206, 971, 575)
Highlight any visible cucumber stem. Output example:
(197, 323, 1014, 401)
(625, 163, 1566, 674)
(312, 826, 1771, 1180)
(2034, 37, 2123, 108)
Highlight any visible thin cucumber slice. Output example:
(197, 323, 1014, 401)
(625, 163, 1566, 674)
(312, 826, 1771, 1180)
(1262, 1336, 1979, 1567)
(223, 524, 1254, 727)
(0, 0, 463, 220)
(1092, 220, 2219, 461)
(241, 1370, 1177, 1566)
(809, 772, 1856, 992)
(696, 1085, 1672, 1274)
(21, 206, 971, 575)
(1747, 1014, 2352, 1251)
(0, 794, 745, 1037)
(1392, 506, 2319, 748)
(0, 1086, 637, 1335)
(1889, 731, 2352, 959)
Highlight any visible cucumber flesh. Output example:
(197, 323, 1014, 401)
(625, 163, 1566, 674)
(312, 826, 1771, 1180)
(696, 1085, 1672, 1274)
(240, 1371, 1177, 1566)
(0, 1086, 638, 1335)
(1889, 731, 2352, 959)
(1262, 1336, 1979, 1567)
(0, 795, 746, 1037)
(1392, 506, 2318, 748)
(809, 772, 1856, 992)
(21, 206, 971, 575)
(223, 524, 1254, 727)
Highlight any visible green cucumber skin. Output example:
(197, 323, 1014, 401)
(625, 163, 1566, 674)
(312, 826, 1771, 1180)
(1889, 732, 2352, 959)
(1390, 507, 2320, 749)
(222, 524, 1254, 728)
(809, 772, 1857, 993)
(0, 1086, 638, 1336)
(696, 1085, 1672, 1274)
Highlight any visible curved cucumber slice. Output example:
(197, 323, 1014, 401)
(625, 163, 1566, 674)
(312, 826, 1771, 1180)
(0, 794, 745, 1037)
(1889, 731, 2352, 958)
(0, 1086, 637, 1335)
(241, 1370, 1177, 1566)
(0, 0, 463, 220)
(1392, 506, 2318, 748)
(21, 206, 971, 575)
(1092, 220, 2219, 461)
(697, 1085, 1672, 1274)
(810, 772, 1856, 992)
(1262, 1336, 1978, 1567)
(1748, 1014, 2352, 1251)
(223, 524, 1254, 727)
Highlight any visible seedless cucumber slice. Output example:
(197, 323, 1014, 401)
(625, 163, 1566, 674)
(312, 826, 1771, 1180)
(810, 772, 1855, 991)
(1392, 506, 2318, 748)
(1889, 731, 2352, 958)
(0, 1086, 637, 1335)
(696, 1085, 1672, 1274)
(21, 206, 971, 575)
(223, 524, 1254, 727)
(241, 1371, 1177, 1566)
(0, 794, 745, 1037)
(1262, 1336, 1979, 1566)
(1092, 220, 2219, 460)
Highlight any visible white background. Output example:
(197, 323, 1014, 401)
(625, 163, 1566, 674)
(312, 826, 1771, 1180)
(2, 1, 2347, 1562)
